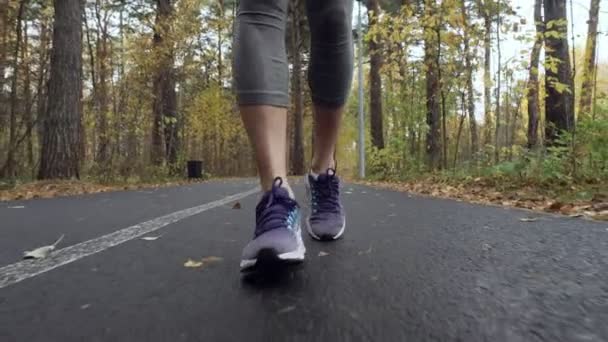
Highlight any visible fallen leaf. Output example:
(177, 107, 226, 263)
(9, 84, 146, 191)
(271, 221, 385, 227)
(201, 256, 223, 263)
(23, 235, 64, 260)
(232, 202, 241, 209)
(184, 259, 204, 268)
(547, 201, 564, 212)
(588, 210, 608, 221)
(358, 246, 373, 255)
(8, 205, 25, 209)
(141, 235, 162, 241)
(592, 202, 608, 211)
(318, 251, 329, 257)
(184, 256, 223, 269)
(559, 204, 575, 215)
(277, 305, 296, 314)
(519, 217, 538, 222)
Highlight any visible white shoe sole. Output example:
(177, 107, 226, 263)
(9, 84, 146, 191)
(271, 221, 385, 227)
(240, 224, 306, 270)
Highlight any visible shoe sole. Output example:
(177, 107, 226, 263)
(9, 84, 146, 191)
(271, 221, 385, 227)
(240, 226, 306, 272)
(305, 216, 346, 241)
(304, 175, 346, 241)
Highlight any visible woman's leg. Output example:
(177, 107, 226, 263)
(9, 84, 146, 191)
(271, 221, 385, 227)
(306, 0, 354, 174)
(304, 0, 354, 240)
(234, 0, 303, 271)
(233, 0, 290, 193)
(240, 106, 288, 193)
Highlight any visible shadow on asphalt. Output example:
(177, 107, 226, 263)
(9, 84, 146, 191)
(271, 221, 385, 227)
(240, 263, 305, 290)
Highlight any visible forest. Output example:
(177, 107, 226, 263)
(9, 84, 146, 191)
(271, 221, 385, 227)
(0, 0, 606, 212)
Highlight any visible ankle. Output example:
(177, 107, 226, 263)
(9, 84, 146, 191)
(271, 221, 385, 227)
(310, 160, 335, 175)
(261, 177, 294, 199)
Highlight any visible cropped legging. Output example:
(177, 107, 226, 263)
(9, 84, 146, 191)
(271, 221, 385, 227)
(233, 0, 354, 108)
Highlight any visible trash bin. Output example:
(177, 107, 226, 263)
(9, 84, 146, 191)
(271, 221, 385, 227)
(187, 160, 203, 179)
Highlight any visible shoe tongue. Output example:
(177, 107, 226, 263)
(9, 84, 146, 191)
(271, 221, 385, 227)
(272, 186, 291, 199)
(318, 171, 335, 183)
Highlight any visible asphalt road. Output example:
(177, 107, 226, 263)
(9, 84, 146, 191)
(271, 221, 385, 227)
(0, 178, 607, 342)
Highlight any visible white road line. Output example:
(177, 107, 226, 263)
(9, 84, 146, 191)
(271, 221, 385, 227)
(0, 187, 259, 289)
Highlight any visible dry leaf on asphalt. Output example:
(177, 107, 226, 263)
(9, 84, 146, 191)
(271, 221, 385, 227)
(232, 202, 242, 209)
(318, 251, 329, 257)
(277, 305, 296, 314)
(519, 217, 538, 222)
(141, 235, 162, 241)
(184, 256, 223, 269)
(184, 259, 204, 268)
(23, 234, 64, 259)
(358, 246, 373, 255)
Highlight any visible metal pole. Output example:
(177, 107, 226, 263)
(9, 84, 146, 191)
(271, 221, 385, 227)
(357, 0, 365, 179)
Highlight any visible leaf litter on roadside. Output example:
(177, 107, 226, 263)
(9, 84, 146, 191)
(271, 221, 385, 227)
(357, 179, 608, 222)
(232, 202, 241, 209)
(23, 234, 64, 259)
(184, 256, 223, 269)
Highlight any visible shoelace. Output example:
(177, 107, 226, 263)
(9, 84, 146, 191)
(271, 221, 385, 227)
(311, 168, 341, 217)
(254, 177, 298, 237)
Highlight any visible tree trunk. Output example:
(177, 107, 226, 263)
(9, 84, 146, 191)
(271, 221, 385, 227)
(461, 0, 478, 157)
(424, 0, 441, 170)
(526, 0, 543, 148)
(544, 0, 574, 145)
(151, 0, 178, 166)
(0, 0, 9, 126)
(36, 17, 49, 160)
(94, 2, 110, 166)
(577, 0, 600, 119)
(437, 9, 447, 169)
(2, 0, 26, 178)
(38, 0, 83, 179)
(290, 0, 305, 175)
(368, 0, 384, 149)
(480, 0, 493, 146)
(494, 1, 501, 163)
(22, 20, 33, 169)
(453, 92, 467, 169)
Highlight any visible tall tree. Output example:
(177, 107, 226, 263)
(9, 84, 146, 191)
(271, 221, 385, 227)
(460, 0, 478, 157)
(151, 0, 178, 166)
(526, 0, 543, 148)
(494, 0, 501, 163)
(1, 0, 26, 178)
(38, 0, 84, 179)
(577, 0, 600, 118)
(368, 0, 385, 149)
(94, 0, 111, 165)
(0, 0, 9, 126)
(543, 0, 574, 144)
(477, 0, 493, 146)
(424, 0, 441, 169)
